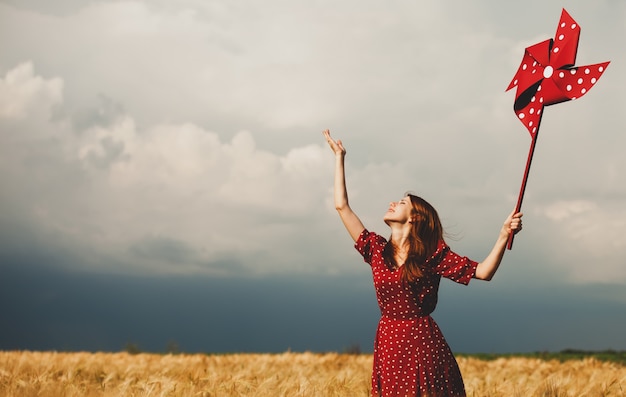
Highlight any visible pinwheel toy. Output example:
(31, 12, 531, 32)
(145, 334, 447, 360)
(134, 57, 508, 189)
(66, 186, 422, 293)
(505, 8, 610, 249)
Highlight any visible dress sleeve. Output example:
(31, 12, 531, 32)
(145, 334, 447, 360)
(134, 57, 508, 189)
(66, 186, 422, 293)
(354, 229, 384, 266)
(430, 241, 478, 285)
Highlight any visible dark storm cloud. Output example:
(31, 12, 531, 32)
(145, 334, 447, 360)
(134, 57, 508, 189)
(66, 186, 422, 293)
(436, 281, 626, 353)
(0, 252, 379, 353)
(3, 248, 626, 354)
(129, 235, 199, 266)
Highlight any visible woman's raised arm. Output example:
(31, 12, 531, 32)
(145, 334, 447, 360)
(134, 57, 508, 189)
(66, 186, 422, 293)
(323, 129, 365, 242)
(474, 210, 523, 281)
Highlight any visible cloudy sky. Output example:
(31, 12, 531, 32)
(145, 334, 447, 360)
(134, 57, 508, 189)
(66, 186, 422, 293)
(1, 0, 625, 354)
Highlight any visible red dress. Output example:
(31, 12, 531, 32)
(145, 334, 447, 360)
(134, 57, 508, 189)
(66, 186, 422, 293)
(355, 229, 478, 397)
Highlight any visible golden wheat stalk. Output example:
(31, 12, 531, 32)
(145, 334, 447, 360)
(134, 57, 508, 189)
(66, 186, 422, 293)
(1, 351, 625, 396)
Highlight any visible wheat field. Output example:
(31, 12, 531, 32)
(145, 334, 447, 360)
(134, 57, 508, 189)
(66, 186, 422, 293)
(1, 351, 625, 397)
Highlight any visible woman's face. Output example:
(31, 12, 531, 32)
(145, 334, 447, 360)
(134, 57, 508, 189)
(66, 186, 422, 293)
(383, 196, 413, 225)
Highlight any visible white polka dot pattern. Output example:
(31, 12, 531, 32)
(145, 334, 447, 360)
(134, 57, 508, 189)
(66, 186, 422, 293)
(506, 8, 610, 138)
(355, 230, 478, 397)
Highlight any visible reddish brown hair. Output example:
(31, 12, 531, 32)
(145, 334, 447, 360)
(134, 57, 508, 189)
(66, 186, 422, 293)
(383, 194, 444, 283)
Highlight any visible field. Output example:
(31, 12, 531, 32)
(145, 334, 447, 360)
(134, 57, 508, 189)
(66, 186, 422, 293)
(1, 351, 626, 396)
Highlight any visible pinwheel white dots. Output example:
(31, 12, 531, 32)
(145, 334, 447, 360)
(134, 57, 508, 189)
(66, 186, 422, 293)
(505, 8, 610, 249)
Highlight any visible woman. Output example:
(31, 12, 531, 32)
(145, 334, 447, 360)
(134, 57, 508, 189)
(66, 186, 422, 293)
(323, 129, 523, 397)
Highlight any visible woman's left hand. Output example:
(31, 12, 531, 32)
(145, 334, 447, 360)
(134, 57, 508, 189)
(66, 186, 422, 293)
(504, 211, 523, 237)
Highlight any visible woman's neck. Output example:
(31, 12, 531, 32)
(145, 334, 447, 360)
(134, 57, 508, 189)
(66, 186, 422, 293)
(389, 223, 411, 250)
(391, 236, 410, 267)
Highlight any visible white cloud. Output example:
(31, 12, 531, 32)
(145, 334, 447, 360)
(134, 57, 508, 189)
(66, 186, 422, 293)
(0, 62, 341, 275)
(0, 62, 63, 119)
(535, 199, 626, 282)
(542, 200, 597, 222)
(0, 1, 625, 284)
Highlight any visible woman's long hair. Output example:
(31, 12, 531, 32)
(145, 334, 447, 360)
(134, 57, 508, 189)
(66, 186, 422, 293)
(383, 194, 443, 283)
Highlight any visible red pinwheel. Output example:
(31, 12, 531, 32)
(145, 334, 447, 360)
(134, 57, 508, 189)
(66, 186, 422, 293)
(505, 8, 609, 249)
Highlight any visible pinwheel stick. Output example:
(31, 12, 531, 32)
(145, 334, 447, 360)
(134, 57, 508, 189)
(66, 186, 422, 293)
(507, 130, 539, 250)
